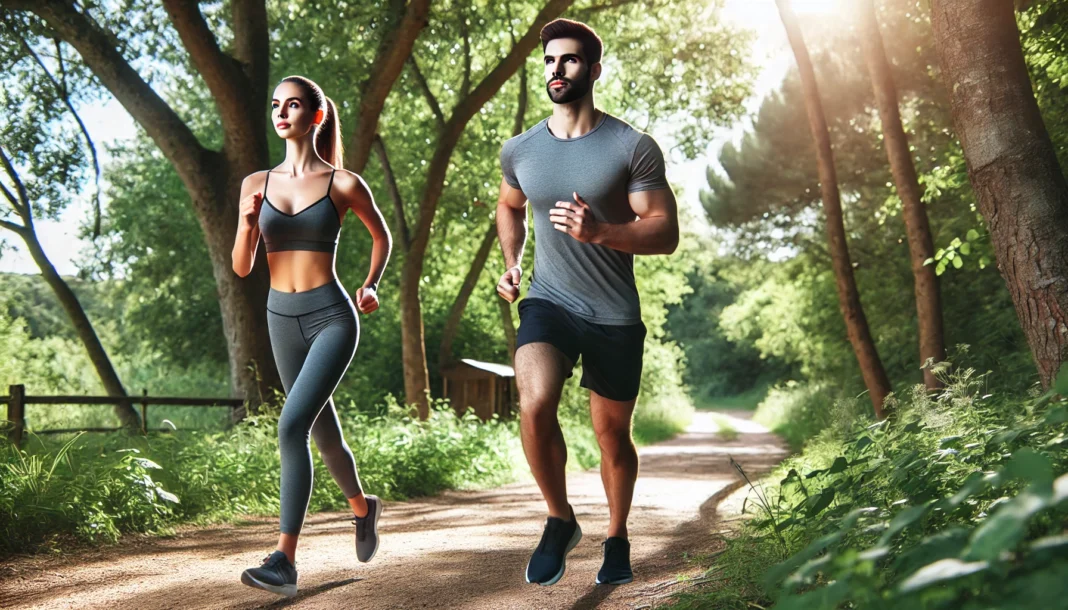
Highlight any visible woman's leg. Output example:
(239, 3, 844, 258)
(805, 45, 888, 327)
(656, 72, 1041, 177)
(311, 400, 368, 517)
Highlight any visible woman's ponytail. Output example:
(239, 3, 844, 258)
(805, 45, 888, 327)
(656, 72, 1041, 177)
(316, 97, 344, 169)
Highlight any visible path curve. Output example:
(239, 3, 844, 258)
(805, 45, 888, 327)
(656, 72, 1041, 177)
(1, 411, 786, 610)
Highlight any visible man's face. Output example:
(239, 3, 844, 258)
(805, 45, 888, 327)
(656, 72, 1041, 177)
(543, 38, 597, 104)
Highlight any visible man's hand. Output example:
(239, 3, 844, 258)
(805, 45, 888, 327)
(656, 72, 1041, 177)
(496, 266, 522, 303)
(549, 192, 600, 243)
(354, 286, 379, 314)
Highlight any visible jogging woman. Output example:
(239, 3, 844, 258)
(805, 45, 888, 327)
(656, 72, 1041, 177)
(231, 75, 392, 597)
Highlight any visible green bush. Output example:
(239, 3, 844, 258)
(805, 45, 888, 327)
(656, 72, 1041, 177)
(671, 364, 1068, 609)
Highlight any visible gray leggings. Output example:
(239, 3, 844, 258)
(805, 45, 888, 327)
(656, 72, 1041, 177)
(266, 280, 362, 535)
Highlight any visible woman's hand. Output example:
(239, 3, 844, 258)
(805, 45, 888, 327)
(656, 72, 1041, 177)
(239, 191, 264, 228)
(354, 286, 379, 314)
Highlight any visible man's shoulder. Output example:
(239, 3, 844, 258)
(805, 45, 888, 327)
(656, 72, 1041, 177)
(502, 118, 548, 153)
(600, 113, 651, 150)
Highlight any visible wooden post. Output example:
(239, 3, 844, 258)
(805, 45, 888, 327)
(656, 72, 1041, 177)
(489, 376, 497, 421)
(140, 389, 149, 435)
(8, 384, 25, 449)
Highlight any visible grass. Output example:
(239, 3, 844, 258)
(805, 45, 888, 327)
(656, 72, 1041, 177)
(709, 413, 739, 441)
(696, 383, 771, 412)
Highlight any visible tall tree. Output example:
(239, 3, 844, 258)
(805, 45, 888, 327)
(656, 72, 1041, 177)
(931, 0, 1068, 389)
(856, 0, 945, 390)
(0, 0, 429, 407)
(776, 0, 892, 418)
(374, 0, 575, 417)
(0, 28, 138, 427)
(437, 59, 529, 372)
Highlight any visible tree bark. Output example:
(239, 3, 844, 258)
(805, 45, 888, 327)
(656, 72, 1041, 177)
(438, 223, 499, 371)
(856, 0, 946, 390)
(399, 0, 572, 417)
(931, 0, 1068, 389)
(777, 0, 892, 418)
(9, 0, 283, 409)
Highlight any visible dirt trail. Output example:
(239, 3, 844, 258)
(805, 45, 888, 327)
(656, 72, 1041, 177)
(1, 411, 786, 610)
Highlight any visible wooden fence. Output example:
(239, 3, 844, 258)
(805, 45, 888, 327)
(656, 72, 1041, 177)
(3, 384, 245, 449)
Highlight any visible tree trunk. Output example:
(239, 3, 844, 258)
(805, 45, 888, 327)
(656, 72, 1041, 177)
(22, 233, 140, 428)
(857, 0, 946, 391)
(438, 223, 499, 371)
(396, 0, 574, 416)
(16, 0, 281, 411)
(777, 0, 892, 418)
(931, 0, 1068, 389)
(400, 258, 431, 418)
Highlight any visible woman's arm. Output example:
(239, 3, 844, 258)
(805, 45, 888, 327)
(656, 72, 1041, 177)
(338, 170, 392, 312)
(231, 172, 265, 277)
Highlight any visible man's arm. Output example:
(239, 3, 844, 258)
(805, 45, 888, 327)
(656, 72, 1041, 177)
(496, 178, 529, 302)
(549, 187, 680, 255)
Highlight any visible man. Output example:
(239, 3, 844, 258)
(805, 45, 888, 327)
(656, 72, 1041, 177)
(495, 18, 679, 587)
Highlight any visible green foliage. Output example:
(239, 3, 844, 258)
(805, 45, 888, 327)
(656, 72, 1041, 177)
(671, 364, 1068, 610)
(0, 398, 524, 556)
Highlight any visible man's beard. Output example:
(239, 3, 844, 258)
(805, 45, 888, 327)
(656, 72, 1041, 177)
(546, 72, 592, 104)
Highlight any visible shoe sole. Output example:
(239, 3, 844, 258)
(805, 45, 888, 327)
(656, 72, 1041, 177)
(241, 571, 297, 597)
(358, 496, 384, 563)
(526, 522, 583, 586)
(595, 574, 634, 585)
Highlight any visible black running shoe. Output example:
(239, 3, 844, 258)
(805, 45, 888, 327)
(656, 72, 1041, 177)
(353, 494, 383, 563)
(241, 550, 298, 597)
(525, 506, 582, 586)
(596, 537, 633, 584)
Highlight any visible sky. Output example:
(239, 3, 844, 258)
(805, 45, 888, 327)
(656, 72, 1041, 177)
(0, 0, 843, 276)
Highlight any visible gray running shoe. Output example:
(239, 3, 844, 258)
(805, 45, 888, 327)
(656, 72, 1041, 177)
(241, 550, 297, 597)
(353, 495, 383, 562)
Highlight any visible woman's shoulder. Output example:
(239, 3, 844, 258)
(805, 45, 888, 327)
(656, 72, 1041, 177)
(241, 169, 271, 186)
(329, 168, 370, 193)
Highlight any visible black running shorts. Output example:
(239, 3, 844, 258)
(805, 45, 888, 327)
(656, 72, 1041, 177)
(516, 298, 647, 402)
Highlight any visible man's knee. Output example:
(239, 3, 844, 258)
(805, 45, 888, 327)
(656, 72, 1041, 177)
(595, 422, 635, 457)
(520, 391, 561, 426)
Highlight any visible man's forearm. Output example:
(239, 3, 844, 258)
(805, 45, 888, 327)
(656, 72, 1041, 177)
(592, 216, 679, 255)
(497, 201, 528, 269)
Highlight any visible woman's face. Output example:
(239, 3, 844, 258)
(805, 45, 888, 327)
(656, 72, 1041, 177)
(271, 81, 322, 139)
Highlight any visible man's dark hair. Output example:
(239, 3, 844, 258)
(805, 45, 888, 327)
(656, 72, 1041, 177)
(540, 19, 603, 65)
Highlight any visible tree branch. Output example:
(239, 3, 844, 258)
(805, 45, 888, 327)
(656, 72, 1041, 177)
(372, 134, 411, 250)
(572, 0, 643, 18)
(5, 0, 211, 186)
(408, 0, 575, 257)
(346, 0, 432, 173)
(0, 144, 33, 229)
(17, 31, 103, 237)
(161, 0, 260, 153)
(409, 56, 446, 130)
(460, 3, 472, 97)
(0, 217, 27, 235)
(230, 0, 269, 96)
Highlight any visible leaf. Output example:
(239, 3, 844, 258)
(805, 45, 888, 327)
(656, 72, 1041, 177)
(952, 255, 964, 269)
(828, 456, 849, 474)
(1045, 405, 1068, 424)
(965, 484, 1053, 561)
(1053, 362, 1068, 396)
(939, 435, 963, 449)
(960, 242, 971, 255)
(966, 229, 980, 241)
(854, 436, 874, 452)
(807, 489, 836, 517)
(1001, 448, 1053, 486)
(898, 558, 989, 593)
(878, 503, 931, 545)
(155, 488, 180, 503)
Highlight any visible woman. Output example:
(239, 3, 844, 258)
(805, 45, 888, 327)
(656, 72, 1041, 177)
(231, 75, 392, 597)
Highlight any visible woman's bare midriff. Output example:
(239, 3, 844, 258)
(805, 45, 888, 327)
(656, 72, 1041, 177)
(267, 251, 339, 293)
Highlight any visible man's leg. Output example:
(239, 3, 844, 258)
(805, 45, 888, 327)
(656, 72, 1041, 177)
(589, 391, 638, 539)
(515, 342, 573, 519)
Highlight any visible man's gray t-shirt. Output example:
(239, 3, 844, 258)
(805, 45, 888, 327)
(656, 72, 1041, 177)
(500, 113, 669, 325)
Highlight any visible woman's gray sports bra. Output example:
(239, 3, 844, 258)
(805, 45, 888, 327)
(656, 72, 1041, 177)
(258, 168, 341, 253)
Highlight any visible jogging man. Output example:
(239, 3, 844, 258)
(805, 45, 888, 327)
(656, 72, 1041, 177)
(495, 18, 680, 586)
